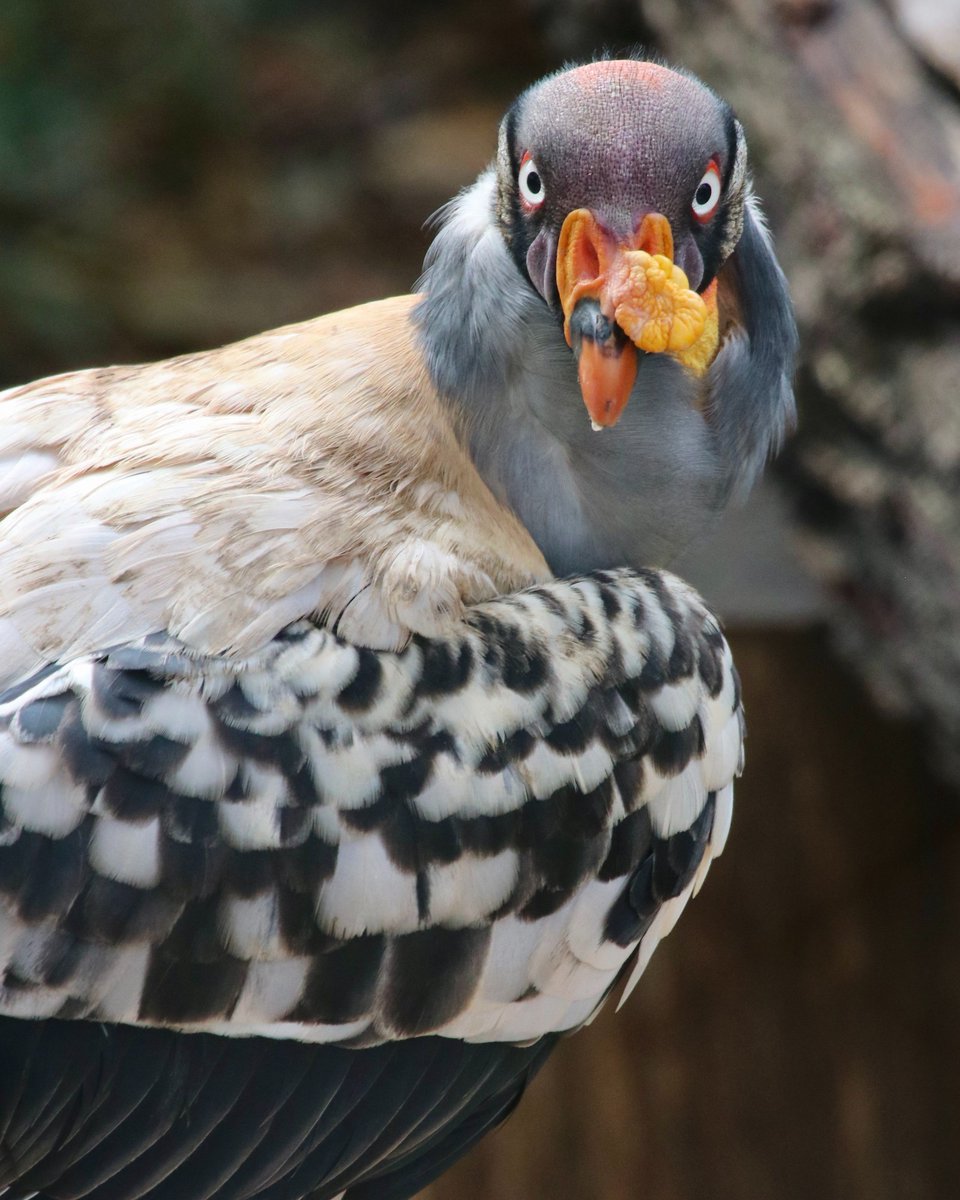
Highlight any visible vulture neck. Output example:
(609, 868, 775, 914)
(415, 171, 730, 578)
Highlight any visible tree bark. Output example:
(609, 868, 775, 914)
(631, 0, 960, 780)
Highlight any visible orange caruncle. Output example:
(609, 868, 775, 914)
(611, 251, 707, 355)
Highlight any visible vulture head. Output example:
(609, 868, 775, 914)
(417, 58, 797, 577)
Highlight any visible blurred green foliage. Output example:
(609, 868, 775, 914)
(0, 0, 635, 382)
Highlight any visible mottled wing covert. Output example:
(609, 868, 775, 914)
(0, 568, 741, 1046)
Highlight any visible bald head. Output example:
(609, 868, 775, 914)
(527, 59, 723, 146)
(496, 58, 746, 299)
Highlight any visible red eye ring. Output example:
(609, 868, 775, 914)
(692, 160, 722, 223)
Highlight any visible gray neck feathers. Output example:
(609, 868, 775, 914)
(416, 171, 530, 404)
(706, 192, 798, 495)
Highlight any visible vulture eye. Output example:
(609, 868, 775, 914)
(691, 161, 722, 222)
(518, 154, 545, 210)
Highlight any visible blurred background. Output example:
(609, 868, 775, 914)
(2, 0, 959, 1195)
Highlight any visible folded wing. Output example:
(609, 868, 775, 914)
(0, 568, 741, 1048)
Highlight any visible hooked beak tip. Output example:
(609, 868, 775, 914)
(568, 296, 639, 429)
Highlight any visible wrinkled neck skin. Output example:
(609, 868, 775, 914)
(415, 171, 778, 577)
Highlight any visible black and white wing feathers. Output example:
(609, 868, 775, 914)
(0, 568, 740, 1044)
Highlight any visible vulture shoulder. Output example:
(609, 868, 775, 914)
(0, 294, 548, 691)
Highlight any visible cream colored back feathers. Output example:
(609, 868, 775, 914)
(0, 295, 549, 686)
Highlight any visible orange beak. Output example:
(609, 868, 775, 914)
(556, 210, 713, 429)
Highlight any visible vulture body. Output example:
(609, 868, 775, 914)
(0, 58, 795, 1200)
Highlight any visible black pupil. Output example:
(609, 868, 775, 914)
(695, 181, 714, 207)
(526, 170, 542, 195)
